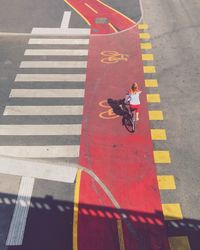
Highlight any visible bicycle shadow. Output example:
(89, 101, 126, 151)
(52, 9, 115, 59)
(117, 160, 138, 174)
(107, 98, 134, 133)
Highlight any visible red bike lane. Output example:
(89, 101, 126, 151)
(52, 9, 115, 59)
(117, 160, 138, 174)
(77, 26, 170, 250)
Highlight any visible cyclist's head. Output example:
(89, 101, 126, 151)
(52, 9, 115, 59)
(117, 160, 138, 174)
(131, 82, 139, 92)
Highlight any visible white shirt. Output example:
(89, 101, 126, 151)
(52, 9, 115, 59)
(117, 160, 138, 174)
(129, 91, 141, 105)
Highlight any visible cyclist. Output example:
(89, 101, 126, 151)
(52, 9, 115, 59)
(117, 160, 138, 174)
(127, 82, 142, 121)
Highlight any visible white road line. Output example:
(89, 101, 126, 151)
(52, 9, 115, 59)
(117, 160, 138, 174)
(0, 145, 80, 158)
(31, 28, 90, 35)
(28, 38, 89, 45)
(0, 156, 78, 183)
(15, 74, 86, 82)
(24, 49, 88, 56)
(3, 106, 83, 116)
(60, 11, 71, 28)
(6, 176, 34, 246)
(20, 61, 87, 68)
(0, 124, 82, 135)
(9, 89, 85, 98)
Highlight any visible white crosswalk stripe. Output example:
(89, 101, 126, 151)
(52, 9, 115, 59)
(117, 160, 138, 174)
(24, 49, 88, 56)
(28, 38, 89, 44)
(20, 61, 87, 68)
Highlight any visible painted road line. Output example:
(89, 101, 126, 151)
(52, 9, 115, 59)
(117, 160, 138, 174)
(143, 66, 156, 73)
(168, 236, 191, 250)
(145, 79, 158, 87)
(108, 23, 118, 33)
(20, 61, 87, 68)
(147, 94, 161, 103)
(153, 151, 171, 163)
(31, 28, 90, 35)
(3, 106, 83, 116)
(0, 145, 80, 158)
(162, 203, 183, 220)
(60, 11, 71, 28)
(0, 124, 82, 135)
(24, 49, 88, 56)
(139, 33, 151, 39)
(140, 43, 152, 50)
(73, 170, 82, 250)
(148, 110, 164, 120)
(117, 220, 125, 250)
(138, 23, 149, 30)
(142, 54, 154, 61)
(157, 176, 176, 190)
(0, 156, 77, 183)
(15, 74, 86, 82)
(151, 129, 167, 140)
(6, 176, 34, 246)
(9, 89, 85, 98)
(84, 3, 98, 14)
(28, 38, 89, 45)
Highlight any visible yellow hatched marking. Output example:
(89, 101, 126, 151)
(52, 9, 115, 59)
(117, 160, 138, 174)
(142, 54, 154, 61)
(138, 23, 149, 30)
(162, 203, 183, 220)
(143, 66, 156, 73)
(145, 79, 158, 87)
(151, 129, 167, 140)
(117, 220, 125, 250)
(154, 151, 171, 163)
(73, 170, 82, 250)
(147, 94, 161, 103)
(148, 110, 164, 120)
(108, 23, 118, 32)
(140, 43, 152, 50)
(169, 236, 191, 250)
(139, 33, 151, 39)
(157, 175, 176, 190)
(84, 3, 98, 14)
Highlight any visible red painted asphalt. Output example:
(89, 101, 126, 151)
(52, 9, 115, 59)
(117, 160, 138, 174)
(65, 0, 135, 34)
(78, 27, 170, 249)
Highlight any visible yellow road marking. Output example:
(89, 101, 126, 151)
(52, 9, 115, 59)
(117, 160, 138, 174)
(143, 66, 156, 73)
(117, 220, 125, 250)
(153, 151, 171, 163)
(142, 54, 154, 61)
(138, 23, 149, 30)
(145, 79, 158, 87)
(162, 203, 183, 220)
(64, 0, 91, 26)
(157, 175, 176, 190)
(139, 33, 151, 39)
(97, 0, 135, 24)
(84, 3, 98, 14)
(148, 110, 164, 120)
(108, 23, 118, 32)
(73, 170, 82, 250)
(147, 94, 161, 103)
(169, 236, 191, 250)
(140, 43, 152, 50)
(151, 129, 167, 140)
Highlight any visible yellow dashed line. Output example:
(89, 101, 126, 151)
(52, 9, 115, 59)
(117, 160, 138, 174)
(145, 79, 158, 87)
(117, 220, 125, 250)
(153, 151, 171, 163)
(138, 23, 149, 30)
(162, 203, 183, 220)
(84, 3, 98, 14)
(169, 236, 191, 250)
(157, 175, 176, 190)
(144, 66, 156, 73)
(139, 33, 151, 39)
(142, 54, 154, 61)
(140, 43, 152, 50)
(148, 110, 164, 120)
(151, 129, 167, 140)
(147, 94, 161, 103)
(73, 170, 82, 250)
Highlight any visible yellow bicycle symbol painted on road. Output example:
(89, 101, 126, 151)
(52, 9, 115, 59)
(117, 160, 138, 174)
(100, 51, 129, 64)
(99, 100, 119, 119)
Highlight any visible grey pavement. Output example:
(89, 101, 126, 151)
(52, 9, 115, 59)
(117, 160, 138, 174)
(142, 0, 200, 248)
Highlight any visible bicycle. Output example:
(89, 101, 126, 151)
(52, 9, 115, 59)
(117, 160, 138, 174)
(122, 98, 137, 133)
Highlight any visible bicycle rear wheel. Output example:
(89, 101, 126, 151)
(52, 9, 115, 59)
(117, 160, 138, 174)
(123, 117, 134, 133)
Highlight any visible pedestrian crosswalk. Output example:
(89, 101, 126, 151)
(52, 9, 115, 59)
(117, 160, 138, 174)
(0, 36, 89, 159)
